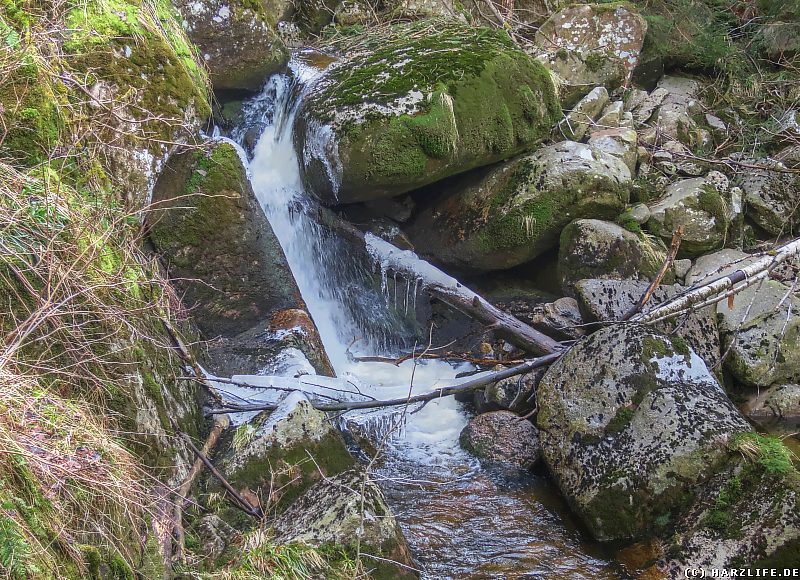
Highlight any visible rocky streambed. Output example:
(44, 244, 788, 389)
(147, 1, 800, 578)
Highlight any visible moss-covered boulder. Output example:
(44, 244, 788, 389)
(406, 141, 631, 272)
(532, 3, 647, 105)
(659, 434, 800, 574)
(176, 0, 288, 92)
(646, 175, 735, 257)
(536, 324, 751, 541)
(558, 218, 672, 296)
(150, 141, 302, 337)
(273, 469, 417, 579)
(296, 20, 560, 204)
(216, 392, 355, 521)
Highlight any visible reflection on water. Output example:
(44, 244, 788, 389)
(377, 438, 622, 579)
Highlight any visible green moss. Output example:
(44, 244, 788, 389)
(703, 476, 745, 537)
(669, 335, 691, 357)
(733, 433, 795, 475)
(584, 51, 609, 73)
(607, 406, 635, 433)
(642, 335, 671, 359)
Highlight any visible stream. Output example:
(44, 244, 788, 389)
(229, 52, 623, 579)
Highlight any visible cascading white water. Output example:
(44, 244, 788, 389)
(245, 55, 475, 462)
(229, 53, 619, 578)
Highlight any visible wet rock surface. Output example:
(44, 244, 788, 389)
(176, 0, 288, 92)
(536, 325, 750, 541)
(459, 411, 540, 469)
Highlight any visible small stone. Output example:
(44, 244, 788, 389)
(652, 150, 673, 163)
(705, 170, 729, 193)
(597, 101, 624, 127)
(558, 86, 610, 141)
(673, 258, 692, 281)
(459, 411, 540, 469)
(705, 113, 727, 136)
(657, 161, 677, 175)
(676, 161, 705, 177)
(619, 111, 634, 128)
(629, 203, 651, 224)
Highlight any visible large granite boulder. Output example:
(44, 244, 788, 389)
(532, 3, 647, 105)
(537, 324, 751, 541)
(296, 20, 560, 204)
(150, 142, 305, 337)
(273, 469, 417, 578)
(558, 218, 671, 296)
(176, 0, 288, 92)
(407, 141, 631, 272)
(686, 250, 800, 388)
(736, 160, 800, 236)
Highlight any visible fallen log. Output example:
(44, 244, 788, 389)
(314, 205, 562, 356)
(207, 352, 562, 415)
(632, 236, 800, 325)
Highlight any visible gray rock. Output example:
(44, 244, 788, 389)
(574, 279, 721, 370)
(632, 87, 667, 125)
(217, 392, 354, 515)
(775, 144, 800, 169)
(194, 514, 236, 561)
(745, 383, 800, 421)
(406, 141, 631, 272)
(176, 0, 288, 92)
(536, 324, 752, 541)
(557, 86, 610, 141)
(533, 3, 647, 105)
(736, 159, 799, 236)
(587, 127, 638, 172)
(673, 258, 692, 281)
(640, 76, 712, 149)
(686, 249, 800, 387)
(272, 469, 417, 578)
(477, 366, 547, 414)
(705, 113, 727, 138)
(558, 219, 671, 296)
(646, 176, 734, 257)
(459, 411, 540, 468)
(758, 21, 800, 62)
(629, 203, 651, 224)
(597, 100, 624, 127)
(660, 444, 800, 575)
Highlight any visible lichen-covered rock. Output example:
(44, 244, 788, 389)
(588, 127, 638, 172)
(297, 0, 344, 32)
(556, 86, 609, 141)
(385, 0, 463, 20)
(558, 218, 671, 295)
(217, 392, 355, 516)
(646, 175, 733, 256)
(536, 325, 752, 541)
(736, 159, 800, 236)
(176, 0, 288, 92)
(686, 250, 800, 388)
(459, 411, 540, 468)
(273, 469, 417, 579)
(150, 142, 301, 337)
(533, 3, 647, 105)
(658, 434, 800, 575)
(406, 141, 631, 272)
(296, 21, 560, 204)
(573, 279, 721, 371)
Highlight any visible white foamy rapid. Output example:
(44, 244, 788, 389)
(241, 55, 477, 464)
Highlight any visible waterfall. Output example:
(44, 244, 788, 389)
(241, 53, 474, 462)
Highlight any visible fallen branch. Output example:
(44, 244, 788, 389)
(172, 414, 230, 563)
(633, 236, 800, 324)
(315, 206, 562, 355)
(207, 352, 562, 415)
(621, 226, 683, 321)
(171, 420, 262, 520)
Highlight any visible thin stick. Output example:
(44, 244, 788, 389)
(621, 226, 683, 321)
(171, 420, 262, 520)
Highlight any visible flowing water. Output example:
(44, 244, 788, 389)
(231, 53, 622, 579)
